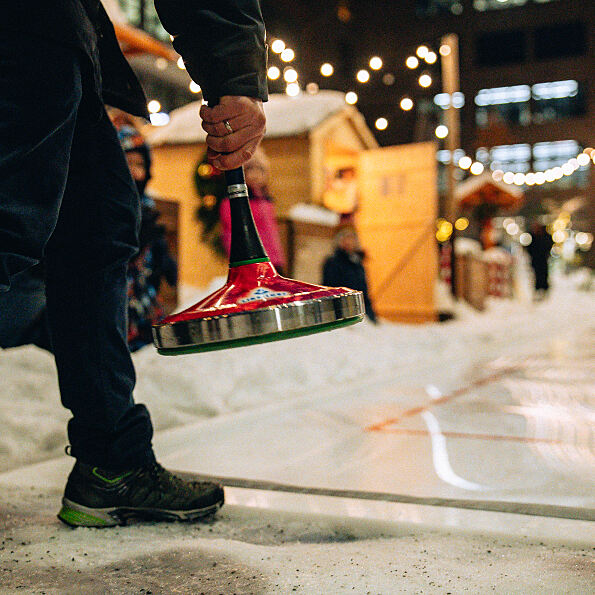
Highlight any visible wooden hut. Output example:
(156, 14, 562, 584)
(146, 92, 439, 323)
(145, 91, 377, 289)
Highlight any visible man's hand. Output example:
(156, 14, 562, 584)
(199, 96, 266, 170)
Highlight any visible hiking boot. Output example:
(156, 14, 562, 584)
(58, 461, 224, 527)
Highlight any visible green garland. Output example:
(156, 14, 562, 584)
(193, 152, 227, 256)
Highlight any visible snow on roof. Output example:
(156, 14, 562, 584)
(147, 91, 349, 146)
(455, 172, 523, 201)
(288, 203, 340, 227)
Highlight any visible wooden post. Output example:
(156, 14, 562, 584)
(440, 33, 461, 296)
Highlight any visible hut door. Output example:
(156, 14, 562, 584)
(357, 142, 438, 323)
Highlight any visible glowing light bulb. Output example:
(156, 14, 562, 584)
(375, 117, 388, 131)
(455, 217, 469, 231)
(416, 45, 429, 59)
(177, 57, 185, 70)
(284, 68, 298, 83)
(513, 173, 525, 185)
(189, 82, 201, 93)
(369, 56, 383, 70)
(285, 82, 300, 96)
(281, 48, 295, 62)
(320, 63, 334, 77)
(575, 232, 588, 246)
(439, 44, 451, 56)
(147, 100, 161, 114)
(406, 56, 419, 69)
(345, 91, 358, 104)
(400, 97, 414, 111)
(435, 125, 448, 139)
(470, 162, 484, 175)
(418, 73, 432, 87)
(492, 169, 504, 182)
(271, 39, 285, 54)
(425, 51, 437, 64)
(503, 172, 515, 184)
(577, 153, 590, 166)
(356, 69, 370, 83)
(458, 156, 472, 169)
(267, 66, 280, 80)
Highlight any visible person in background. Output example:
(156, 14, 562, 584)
(1, 0, 267, 527)
(323, 225, 377, 323)
(219, 146, 286, 274)
(115, 123, 178, 352)
(526, 223, 554, 299)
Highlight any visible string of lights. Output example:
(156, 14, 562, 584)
(264, 36, 593, 187)
(152, 36, 593, 190)
(452, 147, 594, 186)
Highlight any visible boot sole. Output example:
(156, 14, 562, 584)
(58, 497, 223, 528)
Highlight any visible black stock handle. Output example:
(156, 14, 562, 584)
(208, 97, 268, 265)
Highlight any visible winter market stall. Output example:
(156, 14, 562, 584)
(145, 91, 377, 289)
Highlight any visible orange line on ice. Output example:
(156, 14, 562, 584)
(370, 426, 567, 445)
(366, 366, 522, 432)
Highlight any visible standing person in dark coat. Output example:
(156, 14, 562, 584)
(0, 0, 267, 527)
(526, 224, 554, 298)
(323, 226, 377, 323)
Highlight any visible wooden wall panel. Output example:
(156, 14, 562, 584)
(148, 144, 227, 290)
(357, 142, 438, 323)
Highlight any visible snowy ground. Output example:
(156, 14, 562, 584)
(1, 270, 594, 593)
(1, 479, 594, 594)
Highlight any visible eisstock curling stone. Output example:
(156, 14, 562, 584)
(152, 166, 365, 355)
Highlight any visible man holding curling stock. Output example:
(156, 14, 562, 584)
(0, 1, 267, 527)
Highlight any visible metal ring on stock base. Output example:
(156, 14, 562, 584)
(152, 291, 364, 354)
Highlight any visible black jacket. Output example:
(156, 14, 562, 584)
(2, 1, 268, 118)
(323, 249, 377, 322)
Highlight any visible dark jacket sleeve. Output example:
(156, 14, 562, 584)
(154, 0, 268, 103)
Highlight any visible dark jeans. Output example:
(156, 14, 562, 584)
(0, 267, 51, 351)
(0, 33, 155, 471)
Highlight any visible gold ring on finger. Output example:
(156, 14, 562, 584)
(223, 120, 233, 134)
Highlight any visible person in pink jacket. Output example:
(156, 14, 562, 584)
(219, 147, 287, 274)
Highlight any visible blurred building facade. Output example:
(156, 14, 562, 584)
(112, 0, 593, 262)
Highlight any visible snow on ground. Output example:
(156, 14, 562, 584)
(1, 271, 593, 473)
(1, 484, 593, 595)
